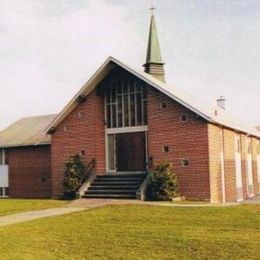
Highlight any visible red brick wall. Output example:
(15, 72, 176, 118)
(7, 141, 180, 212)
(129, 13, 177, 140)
(7, 145, 51, 198)
(147, 88, 210, 201)
(49, 75, 260, 201)
(51, 90, 105, 197)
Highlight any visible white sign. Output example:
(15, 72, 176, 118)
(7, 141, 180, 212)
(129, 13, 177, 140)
(0, 165, 8, 187)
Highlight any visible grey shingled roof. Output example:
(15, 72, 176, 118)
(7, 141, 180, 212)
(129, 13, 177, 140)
(0, 114, 57, 148)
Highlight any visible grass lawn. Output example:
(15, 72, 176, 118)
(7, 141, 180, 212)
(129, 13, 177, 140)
(0, 204, 259, 259)
(0, 199, 68, 216)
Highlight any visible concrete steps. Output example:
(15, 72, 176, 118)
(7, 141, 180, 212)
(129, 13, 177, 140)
(82, 173, 146, 199)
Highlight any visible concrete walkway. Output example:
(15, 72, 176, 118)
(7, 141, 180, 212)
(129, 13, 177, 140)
(242, 194, 260, 204)
(68, 198, 237, 208)
(0, 207, 86, 227)
(69, 195, 260, 208)
(1, 195, 259, 228)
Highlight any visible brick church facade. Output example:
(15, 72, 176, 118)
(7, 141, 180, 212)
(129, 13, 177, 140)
(0, 14, 259, 202)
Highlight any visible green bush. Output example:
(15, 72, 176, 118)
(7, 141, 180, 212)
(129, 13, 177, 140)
(149, 162, 179, 201)
(63, 154, 85, 198)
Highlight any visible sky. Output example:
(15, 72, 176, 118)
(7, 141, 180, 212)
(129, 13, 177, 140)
(0, 0, 260, 130)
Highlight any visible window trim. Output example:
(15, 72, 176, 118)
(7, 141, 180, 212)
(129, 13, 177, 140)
(106, 126, 148, 135)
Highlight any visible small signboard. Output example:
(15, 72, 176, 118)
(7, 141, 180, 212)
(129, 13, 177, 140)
(0, 165, 9, 187)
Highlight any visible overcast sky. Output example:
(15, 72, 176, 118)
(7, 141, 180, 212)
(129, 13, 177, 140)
(0, 0, 260, 130)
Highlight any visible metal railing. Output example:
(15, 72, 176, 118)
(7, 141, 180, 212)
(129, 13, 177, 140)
(76, 158, 96, 198)
(79, 158, 96, 186)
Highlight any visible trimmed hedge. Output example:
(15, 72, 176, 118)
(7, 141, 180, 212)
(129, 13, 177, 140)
(149, 163, 179, 201)
(63, 154, 85, 198)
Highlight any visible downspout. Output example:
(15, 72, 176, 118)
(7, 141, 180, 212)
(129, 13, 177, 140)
(220, 128, 226, 203)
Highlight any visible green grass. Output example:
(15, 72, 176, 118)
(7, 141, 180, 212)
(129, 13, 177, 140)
(0, 204, 259, 259)
(0, 199, 68, 216)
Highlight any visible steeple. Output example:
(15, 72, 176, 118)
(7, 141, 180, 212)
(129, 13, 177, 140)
(143, 9, 165, 82)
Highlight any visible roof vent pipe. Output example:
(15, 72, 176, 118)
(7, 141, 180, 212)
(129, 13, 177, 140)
(217, 96, 226, 110)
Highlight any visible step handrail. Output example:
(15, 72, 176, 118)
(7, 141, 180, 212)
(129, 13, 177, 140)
(80, 158, 96, 185)
(136, 171, 150, 201)
(76, 158, 96, 198)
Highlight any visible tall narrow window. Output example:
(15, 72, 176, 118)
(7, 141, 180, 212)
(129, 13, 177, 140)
(106, 76, 147, 128)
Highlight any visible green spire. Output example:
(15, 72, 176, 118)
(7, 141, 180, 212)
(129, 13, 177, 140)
(143, 13, 165, 82)
(145, 14, 163, 64)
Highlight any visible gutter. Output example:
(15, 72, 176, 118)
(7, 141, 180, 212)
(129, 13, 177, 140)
(0, 142, 51, 149)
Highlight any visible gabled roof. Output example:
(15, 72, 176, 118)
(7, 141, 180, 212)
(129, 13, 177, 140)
(46, 56, 260, 138)
(0, 114, 57, 148)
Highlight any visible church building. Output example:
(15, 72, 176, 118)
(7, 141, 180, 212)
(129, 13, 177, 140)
(0, 14, 259, 203)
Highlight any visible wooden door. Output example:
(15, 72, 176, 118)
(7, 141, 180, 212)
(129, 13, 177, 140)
(116, 132, 146, 172)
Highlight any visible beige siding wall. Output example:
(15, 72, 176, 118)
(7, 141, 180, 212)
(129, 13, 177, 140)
(252, 138, 260, 195)
(222, 129, 237, 202)
(208, 123, 260, 203)
(240, 134, 248, 199)
(208, 124, 223, 203)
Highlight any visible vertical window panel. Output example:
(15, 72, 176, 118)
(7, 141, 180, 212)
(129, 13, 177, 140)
(123, 78, 128, 93)
(111, 87, 116, 103)
(143, 87, 147, 98)
(106, 105, 111, 128)
(143, 100, 148, 125)
(136, 83, 141, 92)
(130, 79, 135, 92)
(105, 76, 147, 128)
(112, 104, 117, 128)
(136, 93, 142, 125)
(106, 89, 110, 103)
(117, 95, 123, 127)
(117, 79, 122, 94)
(123, 94, 129, 127)
(130, 93, 135, 126)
